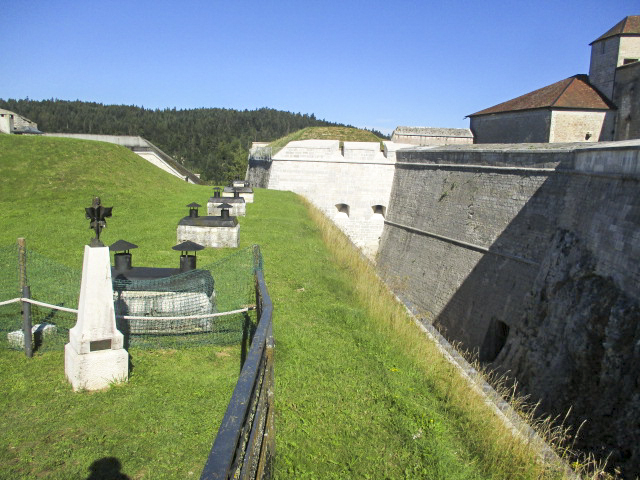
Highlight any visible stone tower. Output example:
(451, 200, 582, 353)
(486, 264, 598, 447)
(589, 16, 640, 100)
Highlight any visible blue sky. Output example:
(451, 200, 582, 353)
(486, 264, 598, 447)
(2, 1, 637, 135)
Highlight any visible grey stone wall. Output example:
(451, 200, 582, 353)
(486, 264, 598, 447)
(377, 141, 640, 476)
(246, 156, 272, 188)
(613, 61, 640, 141)
(589, 36, 621, 100)
(470, 110, 551, 143)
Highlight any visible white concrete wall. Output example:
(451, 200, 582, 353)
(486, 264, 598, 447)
(136, 151, 187, 179)
(267, 140, 412, 258)
(0, 114, 12, 134)
(177, 225, 240, 248)
(44, 133, 150, 147)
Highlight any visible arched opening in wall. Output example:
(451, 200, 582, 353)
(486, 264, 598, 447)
(372, 205, 386, 218)
(479, 318, 510, 362)
(335, 203, 350, 218)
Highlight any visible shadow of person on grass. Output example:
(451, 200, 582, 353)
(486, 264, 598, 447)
(86, 457, 131, 480)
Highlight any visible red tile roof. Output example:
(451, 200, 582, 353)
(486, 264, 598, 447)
(468, 75, 615, 117)
(590, 16, 640, 44)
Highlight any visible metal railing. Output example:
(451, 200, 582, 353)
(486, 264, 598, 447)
(200, 249, 275, 480)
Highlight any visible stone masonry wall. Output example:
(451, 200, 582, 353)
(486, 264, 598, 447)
(589, 36, 621, 100)
(613, 61, 640, 141)
(265, 139, 411, 257)
(377, 140, 640, 476)
(549, 110, 611, 142)
(391, 133, 473, 146)
(470, 109, 551, 143)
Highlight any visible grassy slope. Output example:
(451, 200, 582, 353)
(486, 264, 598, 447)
(0, 135, 561, 479)
(0, 136, 243, 479)
(268, 126, 383, 155)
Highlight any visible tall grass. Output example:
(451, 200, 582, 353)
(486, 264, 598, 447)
(304, 198, 616, 480)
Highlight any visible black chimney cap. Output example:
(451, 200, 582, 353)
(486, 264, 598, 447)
(187, 202, 201, 208)
(172, 240, 205, 252)
(218, 202, 233, 209)
(109, 239, 138, 252)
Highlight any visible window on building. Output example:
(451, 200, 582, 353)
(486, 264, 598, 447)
(623, 58, 639, 65)
(372, 205, 386, 218)
(335, 203, 350, 217)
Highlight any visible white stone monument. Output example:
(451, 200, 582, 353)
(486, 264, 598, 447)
(65, 198, 128, 391)
(65, 245, 129, 391)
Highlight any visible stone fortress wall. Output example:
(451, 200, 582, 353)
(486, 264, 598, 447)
(250, 139, 413, 257)
(391, 126, 473, 146)
(613, 61, 640, 141)
(376, 140, 640, 475)
(247, 137, 640, 475)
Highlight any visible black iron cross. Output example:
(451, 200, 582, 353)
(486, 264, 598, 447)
(85, 197, 112, 247)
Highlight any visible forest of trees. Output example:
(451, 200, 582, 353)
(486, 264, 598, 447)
(0, 98, 386, 183)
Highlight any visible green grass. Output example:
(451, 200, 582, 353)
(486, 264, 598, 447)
(0, 135, 570, 479)
(268, 126, 384, 155)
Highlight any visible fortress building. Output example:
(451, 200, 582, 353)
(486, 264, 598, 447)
(0, 109, 41, 134)
(469, 16, 640, 143)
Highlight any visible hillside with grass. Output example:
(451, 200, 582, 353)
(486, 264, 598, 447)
(268, 126, 385, 155)
(0, 135, 576, 479)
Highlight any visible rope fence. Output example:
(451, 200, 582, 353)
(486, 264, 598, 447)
(0, 297, 254, 320)
(0, 242, 262, 352)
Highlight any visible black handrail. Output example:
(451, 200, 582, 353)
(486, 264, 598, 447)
(200, 259, 274, 479)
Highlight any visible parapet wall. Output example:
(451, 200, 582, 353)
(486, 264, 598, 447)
(256, 139, 412, 257)
(377, 140, 640, 475)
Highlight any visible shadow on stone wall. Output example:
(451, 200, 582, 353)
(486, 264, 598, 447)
(421, 170, 640, 477)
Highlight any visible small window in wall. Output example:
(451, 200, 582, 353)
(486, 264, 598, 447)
(335, 203, 350, 218)
(372, 205, 386, 218)
(623, 58, 639, 65)
(479, 318, 510, 362)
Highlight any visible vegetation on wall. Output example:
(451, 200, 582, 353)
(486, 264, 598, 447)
(0, 98, 387, 183)
(268, 125, 386, 155)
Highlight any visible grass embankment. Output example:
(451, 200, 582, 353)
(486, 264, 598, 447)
(0, 135, 566, 479)
(268, 126, 383, 155)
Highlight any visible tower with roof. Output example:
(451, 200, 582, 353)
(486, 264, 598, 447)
(589, 16, 640, 100)
(468, 16, 639, 144)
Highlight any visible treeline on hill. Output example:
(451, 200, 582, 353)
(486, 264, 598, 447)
(0, 99, 386, 183)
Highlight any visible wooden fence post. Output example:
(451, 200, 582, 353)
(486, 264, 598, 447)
(18, 238, 33, 358)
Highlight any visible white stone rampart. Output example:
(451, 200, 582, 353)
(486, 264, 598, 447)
(267, 140, 412, 258)
(135, 150, 186, 178)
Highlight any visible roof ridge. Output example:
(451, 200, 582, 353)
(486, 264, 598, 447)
(549, 76, 577, 107)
